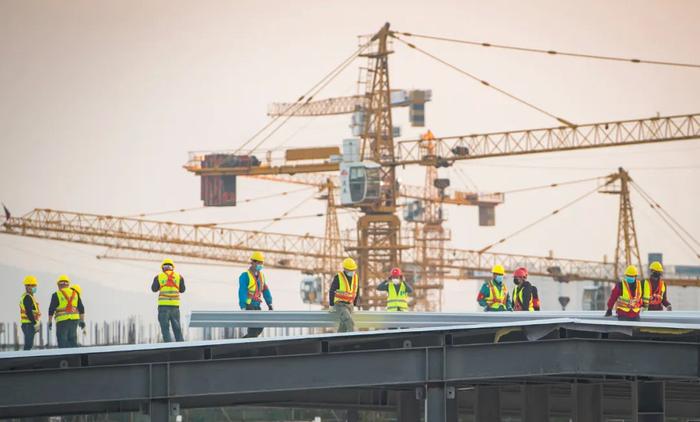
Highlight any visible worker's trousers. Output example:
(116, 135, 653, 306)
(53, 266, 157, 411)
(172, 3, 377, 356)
(334, 302, 355, 333)
(21, 323, 36, 350)
(158, 306, 184, 342)
(56, 320, 79, 348)
(243, 303, 263, 338)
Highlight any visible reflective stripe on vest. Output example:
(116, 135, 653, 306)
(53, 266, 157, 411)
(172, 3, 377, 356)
(616, 280, 642, 313)
(334, 272, 358, 304)
(19, 293, 41, 324)
(158, 271, 181, 306)
(55, 288, 79, 322)
(485, 281, 507, 309)
(643, 279, 666, 306)
(387, 282, 408, 311)
(245, 271, 266, 305)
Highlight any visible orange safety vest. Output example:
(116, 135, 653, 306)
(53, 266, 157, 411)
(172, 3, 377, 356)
(643, 279, 666, 306)
(246, 271, 266, 304)
(334, 271, 358, 304)
(616, 280, 642, 314)
(55, 288, 80, 322)
(19, 293, 41, 324)
(485, 280, 507, 310)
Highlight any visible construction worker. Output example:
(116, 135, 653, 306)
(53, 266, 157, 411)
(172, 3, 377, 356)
(19, 276, 41, 350)
(48, 274, 85, 348)
(512, 267, 540, 311)
(238, 251, 273, 338)
(643, 261, 672, 311)
(377, 267, 413, 311)
(605, 265, 643, 321)
(477, 265, 512, 312)
(151, 258, 185, 342)
(329, 257, 360, 332)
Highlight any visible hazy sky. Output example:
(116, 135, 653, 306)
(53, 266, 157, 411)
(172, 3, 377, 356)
(1, 0, 699, 322)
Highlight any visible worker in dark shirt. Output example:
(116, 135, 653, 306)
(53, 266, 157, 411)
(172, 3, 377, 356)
(512, 267, 540, 311)
(329, 258, 360, 332)
(151, 258, 186, 342)
(48, 274, 85, 348)
(605, 265, 643, 321)
(19, 275, 41, 350)
(643, 261, 672, 311)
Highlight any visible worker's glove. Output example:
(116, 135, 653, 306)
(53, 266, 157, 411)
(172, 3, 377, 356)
(34, 323, 40, 333)
(666, 305, 672, 311)
(604, 309, 612, 317)
(79, 321, 86, 329)
(267, 304, 273, 311)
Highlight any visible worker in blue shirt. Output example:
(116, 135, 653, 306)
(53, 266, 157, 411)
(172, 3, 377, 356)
(238, 251, 273, 338)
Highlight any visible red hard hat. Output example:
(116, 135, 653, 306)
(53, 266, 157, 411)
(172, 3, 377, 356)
(513, 267, 528, 279)
(390, 267, 402, 277)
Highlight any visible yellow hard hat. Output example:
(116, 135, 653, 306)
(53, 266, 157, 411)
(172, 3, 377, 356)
(624, 265, 638, 277)
(491, 264, 505, 275)
(342, 257, 357, 271)
(161, 258, 175, 268)
(23, 275, 38, 286)
(250, 251, 265, 262)
(71, 284, 82, 296)
(56, 274, 71, 285)
(649, 261, 664, 272)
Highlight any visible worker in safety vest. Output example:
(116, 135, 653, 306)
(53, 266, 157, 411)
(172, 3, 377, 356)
(605, 265, 643, 321)
(151, 258, 186, 342)
(238, 251, 273, 338)
(48, 274, 85, 348)
(512, 267, 540, 311)
(377, 267, 413, 311)
(19, 275, 41, 350)
(477, 265, 512, 312)
(329, 257, 360, 332)
(643, 261, 672, 311)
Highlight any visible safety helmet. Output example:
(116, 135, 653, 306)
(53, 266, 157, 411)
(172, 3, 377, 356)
(491, 264, 505, 275)
(161, 258, 175, 267)
(56, 274, 71, 285)
(23, 275, 38, 286)
(624, 265, 638, 277)
(649, 261, 664, 273)
(513, 267, 528, 279)
(390, 267, 402, 278)
(71, 284, 82, 296)
(250, 251, 265, 263)
(342, 257, 358, 271)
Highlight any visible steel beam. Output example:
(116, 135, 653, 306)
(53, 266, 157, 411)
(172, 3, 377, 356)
(573, 383, 602, 422)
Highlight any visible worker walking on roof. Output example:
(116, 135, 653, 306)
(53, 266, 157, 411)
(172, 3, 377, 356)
(512, 267, 540, 311)
(605, 265, 643, 321)
(19, 276, 41, 350)
(377, 267, 413, 311)
(330, 258, 360, 332)
(48, 274, 85, 348)
(643, 261, 672, 311)
(477, 265, 512, 312)
(152, 258, 186, 342)
(239, 251, 273, 338)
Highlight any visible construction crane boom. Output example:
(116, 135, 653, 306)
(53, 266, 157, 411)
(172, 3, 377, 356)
(1, 209, 698, 287)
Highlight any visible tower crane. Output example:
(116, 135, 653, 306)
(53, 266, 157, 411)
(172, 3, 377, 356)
(183, 23, 700, 309)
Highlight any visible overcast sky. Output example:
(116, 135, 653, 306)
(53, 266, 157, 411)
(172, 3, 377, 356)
(1, 0, 699, 322)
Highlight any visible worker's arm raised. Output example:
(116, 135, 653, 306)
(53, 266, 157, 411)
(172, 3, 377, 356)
(403, 280, 414, 293)
(376, 279, 389, 291)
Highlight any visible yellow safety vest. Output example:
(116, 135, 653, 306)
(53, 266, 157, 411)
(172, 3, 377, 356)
(387, 281, 408, 311)
(158, 271, 182, 307)
(334, 271, 358, 304)
(513, 284, 535, 311)
(616, 280, 642, 313)
(485, 281, 507, 310)
(55, 288, 80, 322)
(643, 279, 666, 307)
(20, 293, 41, 324)
(245, 271, 266, 305)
